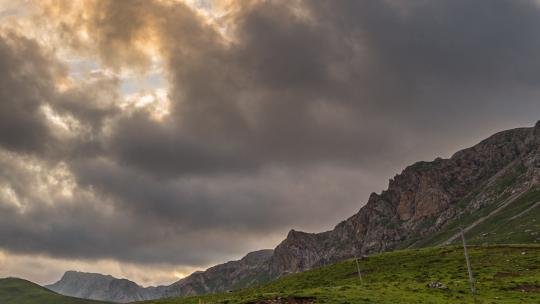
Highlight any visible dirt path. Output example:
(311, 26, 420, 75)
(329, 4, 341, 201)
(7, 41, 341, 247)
(507, 201, 540, 221)
(247, 296, 316, 304)
(441, 187, 530, 245)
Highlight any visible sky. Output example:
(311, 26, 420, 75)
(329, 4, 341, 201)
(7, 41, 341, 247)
(0, 0, 539, 287)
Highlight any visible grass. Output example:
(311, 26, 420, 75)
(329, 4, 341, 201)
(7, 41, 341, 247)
(0, 277, 111, 304)
(139, 245, 540, 304)
(413, 192, 508, 248)
(414, 168, 538, 248)
(466, 189, 540, 245)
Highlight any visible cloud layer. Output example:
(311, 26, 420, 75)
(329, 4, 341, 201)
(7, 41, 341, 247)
(1, 0, 540, 284)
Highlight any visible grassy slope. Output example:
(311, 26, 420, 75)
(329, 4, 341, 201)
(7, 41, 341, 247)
(415, 188, 540, 248)
(140, 245, 540, 304)
(413, 159, 539, 248)
(465, 189, 540, 245)
(0, 278, 111, 304)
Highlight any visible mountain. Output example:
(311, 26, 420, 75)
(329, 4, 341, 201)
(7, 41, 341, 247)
(139, 245, 540, 304)
(47, 249, 274, 303)
(0, 277, 110, 304)
(50, 121, 540, 301)
(268, 121, 540, 275)
(163, 249, 274, 297)
(45, 271, 166, 303)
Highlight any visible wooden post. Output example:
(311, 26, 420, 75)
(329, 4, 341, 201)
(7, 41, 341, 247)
(355, 256, 363, 284)
(460, 227, 476, 296)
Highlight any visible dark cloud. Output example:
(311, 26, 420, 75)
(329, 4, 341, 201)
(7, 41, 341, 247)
(1, 0, 540, 278)
(0, 32, 59, 153)
(0, 30, 120, 158)
(0, 150, 372, 265)
(107, 113, 255, 177)
(102, 0, 540, 178)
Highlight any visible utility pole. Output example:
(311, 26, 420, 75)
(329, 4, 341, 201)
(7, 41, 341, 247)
(460, 227, 476, 298)
(355, 255, 363, 284)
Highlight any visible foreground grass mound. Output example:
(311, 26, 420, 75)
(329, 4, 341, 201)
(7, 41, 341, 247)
(0, 278, 110, 304)
(141, 245, 540, 304)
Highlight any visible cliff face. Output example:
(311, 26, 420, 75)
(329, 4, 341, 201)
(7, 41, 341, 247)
(268, 122, 540, 275)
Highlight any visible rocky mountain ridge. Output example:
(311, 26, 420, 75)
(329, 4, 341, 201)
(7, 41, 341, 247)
(269, 122, 540, 274)
(48, 121, 540, 302)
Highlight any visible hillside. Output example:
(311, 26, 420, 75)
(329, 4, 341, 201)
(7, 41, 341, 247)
(140, 245, 540, 304)
(0, 277, 111, 304)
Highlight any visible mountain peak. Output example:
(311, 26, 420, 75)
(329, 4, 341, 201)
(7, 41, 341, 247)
(534, 120, 540, 138)
(46, 271, 154, 303)
(286, 229, 298, 237)
(61, 270, 114, 280)
(241, 249, 274, 265)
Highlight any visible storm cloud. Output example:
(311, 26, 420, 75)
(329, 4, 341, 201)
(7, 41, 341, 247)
(0, 0, 540, 284)
(0, 33, 59, 153)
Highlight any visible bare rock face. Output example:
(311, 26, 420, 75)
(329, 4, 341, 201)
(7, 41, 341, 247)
(269, 230, 333, 275)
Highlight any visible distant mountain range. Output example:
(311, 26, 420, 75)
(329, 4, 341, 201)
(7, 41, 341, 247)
(45, 271, 164, 302)
(46, 250, 274, 302)
(47, 121, 540, 302)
